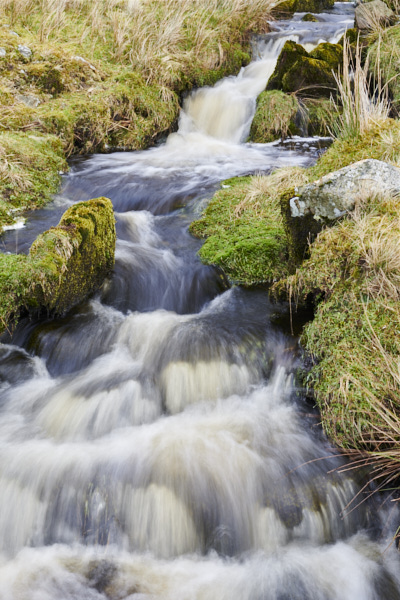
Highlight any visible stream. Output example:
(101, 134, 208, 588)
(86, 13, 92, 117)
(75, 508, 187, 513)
(0, 3, 400, 598)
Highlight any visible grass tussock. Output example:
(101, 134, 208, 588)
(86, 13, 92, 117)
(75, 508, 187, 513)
(190, 168, 307, 285)
(330, 37, 391, 140)
(369, 24, 400, 114)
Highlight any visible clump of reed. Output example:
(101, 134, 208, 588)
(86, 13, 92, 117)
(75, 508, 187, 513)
(330, 37, 391, 140)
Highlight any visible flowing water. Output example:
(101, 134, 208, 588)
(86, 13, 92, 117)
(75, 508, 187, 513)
(0, 3, 399, 599)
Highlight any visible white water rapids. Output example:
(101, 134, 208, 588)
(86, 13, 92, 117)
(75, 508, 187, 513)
(0, 3, 399, 599)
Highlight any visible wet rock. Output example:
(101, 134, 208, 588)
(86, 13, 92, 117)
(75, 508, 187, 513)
(282, 159, 400, 264)
(302, 12, 319, 20)
(266, 40, 341, 98)
(17, 44, 32, 59)
(29, 197, 116, 315)
(355, 0, 396, 30)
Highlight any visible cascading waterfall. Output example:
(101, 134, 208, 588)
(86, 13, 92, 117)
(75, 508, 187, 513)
(0, 3, 399, 599)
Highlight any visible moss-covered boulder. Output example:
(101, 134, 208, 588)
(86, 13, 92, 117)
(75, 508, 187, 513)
(266, 41, 341, 98)
(266, 41, 309, 91)
(249, 90, 301, 142)
(0, 197, 116, 334)
(282, 55, 337, 98)
(281, 159, 400, 267)
(274, 0, 334, 17)
(190, 176, 290, 285)
(309, 42, 343, 67)
(302, 13, 319, 21)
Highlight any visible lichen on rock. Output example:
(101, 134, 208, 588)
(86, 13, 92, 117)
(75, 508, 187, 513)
(282, 159, 400, 267)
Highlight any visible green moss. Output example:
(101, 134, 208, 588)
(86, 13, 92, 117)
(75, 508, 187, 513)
(309, 42, 343, 68)
(30, 197, 115, 314)
(309, 119, 400, 180)
(266, 40, 341, 98)
(0, 132, 67, 229)
(282, 56, 337, 98)
(266, 41, 309, 91)
(249, 90, 300, 142)
(0, 197, 116, 334)
(190, 176, 292, 285)
(274, 0, 334, 16)
(0, 253, 36, 332)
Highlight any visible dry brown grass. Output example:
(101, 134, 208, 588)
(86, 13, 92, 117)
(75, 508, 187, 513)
(234, 167, 308, 218)
(0, 0, 275, 85)
(331, 37, 391, 140)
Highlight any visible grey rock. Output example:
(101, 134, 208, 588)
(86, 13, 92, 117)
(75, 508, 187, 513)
(17, 44, 32, 59)
(290, 159, 400, 220)
(72, 55, 96, 71)
(0, 48, 6, 57)
(355, 0, 396, 30)
(16, 94, 41, 108)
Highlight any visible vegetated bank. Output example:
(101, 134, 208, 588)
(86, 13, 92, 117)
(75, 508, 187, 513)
(191, 10, 400, 503)
(0, 0, 277, 232)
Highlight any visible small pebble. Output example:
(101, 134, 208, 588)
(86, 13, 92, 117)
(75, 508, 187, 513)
(18, 44, 32, 59)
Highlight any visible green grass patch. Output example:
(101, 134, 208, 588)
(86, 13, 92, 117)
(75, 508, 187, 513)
(190, 169, 308, 285)
(0, 131, 67, 229)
